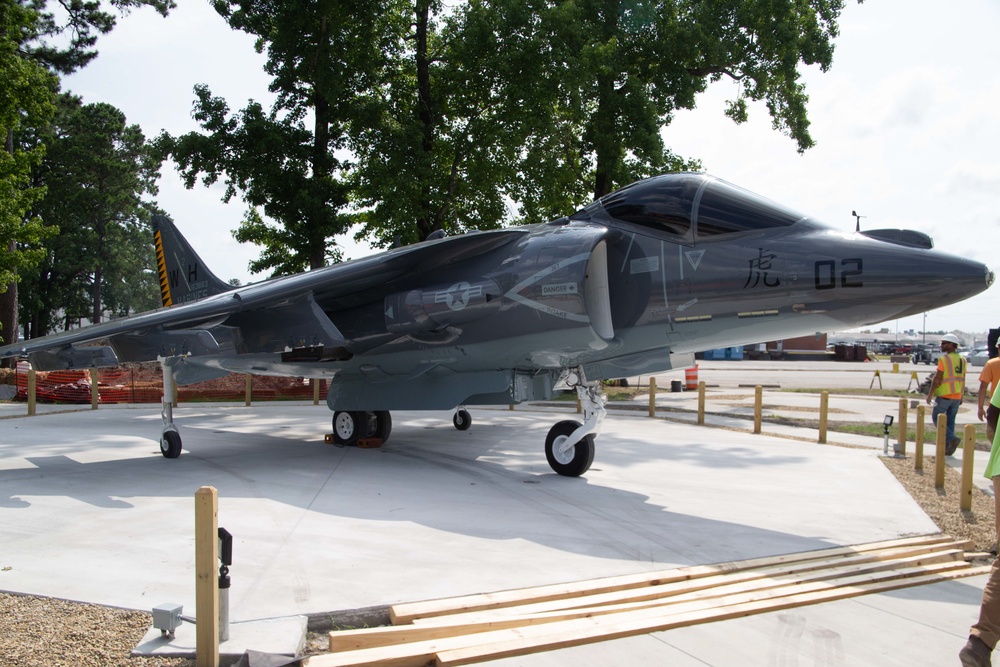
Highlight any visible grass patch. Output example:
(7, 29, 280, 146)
(765, 414, 989, 445)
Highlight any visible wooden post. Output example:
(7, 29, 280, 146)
(90, 368, 99, 410)
(697, 381, 706, 425)
(935, 414, 947, 489)
(914, 405, 925, 471)
(245, 374, 252, 407)
(648, 377, 656, 418)
(195, 486, 219, 667)
(818, 391, 829, 444)
(27, 366, 36, 416)
(753, 386, 762, 434)
(961, 424, 976, 511)
(313, 378, 321, 406)
(896, 398, 907, 456)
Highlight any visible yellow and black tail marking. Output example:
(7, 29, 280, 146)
(154, 229, 173, 307)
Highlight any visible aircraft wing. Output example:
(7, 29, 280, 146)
(0, 227, 530, 370)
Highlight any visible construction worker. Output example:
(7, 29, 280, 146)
(978, 339, 1000, 444)
(926, 333, 967, 455)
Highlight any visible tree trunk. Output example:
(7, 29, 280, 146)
(309, 15, 331, 271)
(1, 129, 18, 365)
(591, 2, 620, 200)
(0, 253, 17, 346)
(414, 0, 438, 240)
(92, 265, 103, 324)
(311, 95, 331, 270)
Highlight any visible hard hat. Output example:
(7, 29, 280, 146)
(941, 333, 961, 345)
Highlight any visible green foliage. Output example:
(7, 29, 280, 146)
(157, 86, 349, 275)
(158, 0, 403, 274)
(0, 2, 57, 293)
(162, 0, 856, 263)
(18, 97, 162, 335)
(2, 0, 173, 346)
(19, 0, 175, 74)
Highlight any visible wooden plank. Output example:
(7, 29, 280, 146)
(413, 547, 967, 627)
(329, 550, 967, 653)
(410, 542, 967, 625)
(389, 534, 957, 623)
(325, 555, 971, 657)
(434, 566, 991, 667)
(311, 564, 987, 667)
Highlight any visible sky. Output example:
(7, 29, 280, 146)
(62, 0, 1000, 341)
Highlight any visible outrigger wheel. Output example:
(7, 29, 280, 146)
(453, 409, 472, 431)
(160, 429, 182, 459)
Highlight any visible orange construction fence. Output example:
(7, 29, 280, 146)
(11, 361, 325, 404)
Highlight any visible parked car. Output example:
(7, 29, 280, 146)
(911, 345, 938, 365)
(969, 348, 993, 366)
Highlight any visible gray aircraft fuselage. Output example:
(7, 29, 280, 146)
(4, 173, 993, 474)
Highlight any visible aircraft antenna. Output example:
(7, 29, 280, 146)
(851, 210, 866, 232)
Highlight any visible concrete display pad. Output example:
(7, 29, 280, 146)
(0, 402, 987, 665)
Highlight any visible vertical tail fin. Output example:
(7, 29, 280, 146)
(152, 215, 232, 307)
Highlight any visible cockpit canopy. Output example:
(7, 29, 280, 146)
(570, 173, 807, 242)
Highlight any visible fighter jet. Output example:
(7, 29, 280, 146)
(2, 173, 993, 475)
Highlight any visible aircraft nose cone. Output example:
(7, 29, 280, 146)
(886, 251, 993, 320)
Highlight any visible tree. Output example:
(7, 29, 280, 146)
(531, 0, 852, 200)
(164, 0, 855, 263)
(20, 0, 174, 74)
(350, 0, 849, 240)
(1, 0, 173, 350)
(19, 98, 161, 334)
(158, 87, 351, 276)
(348, 0, 537, 247)
(0, 2, 57, 348)
(158, 0, 403, 275)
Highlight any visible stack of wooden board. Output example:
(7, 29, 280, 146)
(304, 535, 988, 667)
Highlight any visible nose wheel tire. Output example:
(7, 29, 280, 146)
(160, 430, 182, 459)
(453, 409, 472, 431)
(545, 420, 595, 477)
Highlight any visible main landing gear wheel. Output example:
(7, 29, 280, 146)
(545, 420, 595, 477)
(333, 410, 393, 445)
(373, 411, 392, 441)
(160, 430, 182, 459)
(453, 409, 472, 431)
(333, 411, 364, 445)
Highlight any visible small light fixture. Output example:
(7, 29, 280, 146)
(882, 415, 894, 456)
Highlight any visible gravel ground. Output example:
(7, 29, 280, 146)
(1, 454, 994, 666)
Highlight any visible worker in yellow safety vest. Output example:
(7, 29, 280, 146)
(926, 333, 967, 455)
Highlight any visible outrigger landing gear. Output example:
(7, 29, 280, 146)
(545, 367, 606, 477)
(159, 357, 182, 458)
(453, 408, 472, 431)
